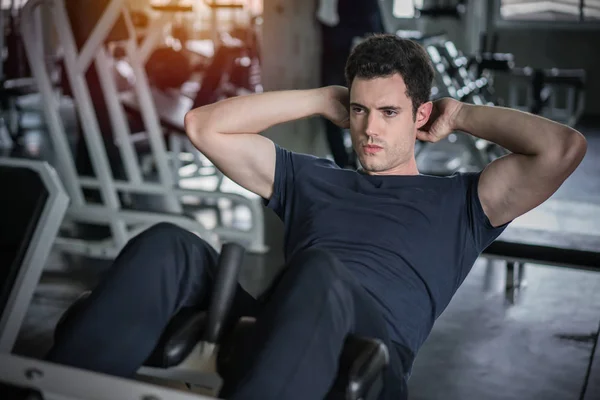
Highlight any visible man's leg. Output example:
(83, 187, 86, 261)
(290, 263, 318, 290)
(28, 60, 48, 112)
(219, 248, 403, 400)
(349, 284, 411, 400)
(46, 222, 259, 378)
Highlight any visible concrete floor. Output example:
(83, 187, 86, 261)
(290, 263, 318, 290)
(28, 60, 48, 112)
(4, 99, 600, 399)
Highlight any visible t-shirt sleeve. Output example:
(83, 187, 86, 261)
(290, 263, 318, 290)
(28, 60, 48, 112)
(459, 171, 510, 253)
(263, 143, 320, 220)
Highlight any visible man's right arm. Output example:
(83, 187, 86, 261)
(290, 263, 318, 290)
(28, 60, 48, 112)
(184, 87, 348, 200)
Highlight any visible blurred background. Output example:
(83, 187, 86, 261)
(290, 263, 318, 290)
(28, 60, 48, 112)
(1, 1, 599, 399)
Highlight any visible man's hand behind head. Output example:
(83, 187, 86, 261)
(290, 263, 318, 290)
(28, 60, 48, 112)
(416, 98, 464, 143)
(320, 86, 350, 129)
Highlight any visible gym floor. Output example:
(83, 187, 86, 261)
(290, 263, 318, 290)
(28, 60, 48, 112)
(7, 102, 600, 400)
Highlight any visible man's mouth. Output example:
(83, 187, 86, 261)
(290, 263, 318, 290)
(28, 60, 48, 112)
(363, 145, 383, 154)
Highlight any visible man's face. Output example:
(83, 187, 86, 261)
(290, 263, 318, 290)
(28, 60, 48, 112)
(349, 74, 431, 175)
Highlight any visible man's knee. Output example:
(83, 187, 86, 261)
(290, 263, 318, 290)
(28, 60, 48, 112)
(135, 222, 191, 242)
(131, 223, 212, 253)
(119, 222, 217, 275)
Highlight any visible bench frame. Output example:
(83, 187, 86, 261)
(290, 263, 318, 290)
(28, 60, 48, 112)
(0, 353, 216, 400)
(483, 225, 600, 303)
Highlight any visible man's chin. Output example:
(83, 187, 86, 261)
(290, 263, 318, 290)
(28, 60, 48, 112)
(359, 158, 386, 173)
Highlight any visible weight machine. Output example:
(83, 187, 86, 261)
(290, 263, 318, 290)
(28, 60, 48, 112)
(20, 0, 268, 259)
(412, 34, 508, 176)
(508, 66, 586, 127)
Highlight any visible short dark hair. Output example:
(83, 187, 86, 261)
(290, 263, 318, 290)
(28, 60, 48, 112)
(345, 34, 434, 118)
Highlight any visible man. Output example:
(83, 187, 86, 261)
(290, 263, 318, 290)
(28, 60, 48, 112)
(47, 34, 587, 399)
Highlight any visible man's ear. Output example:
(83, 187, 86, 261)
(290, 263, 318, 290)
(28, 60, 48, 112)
(415, 101, 433, 130)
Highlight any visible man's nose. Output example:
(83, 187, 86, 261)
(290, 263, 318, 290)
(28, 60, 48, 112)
(365, 112, 380, 137)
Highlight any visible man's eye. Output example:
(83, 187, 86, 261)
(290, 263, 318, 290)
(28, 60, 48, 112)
(352, 107, 364, 113)
(384, 110, 397, 117)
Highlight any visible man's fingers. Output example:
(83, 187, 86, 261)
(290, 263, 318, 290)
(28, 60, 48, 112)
(337, 116, 350, 129)
(416, 130, 433, 142)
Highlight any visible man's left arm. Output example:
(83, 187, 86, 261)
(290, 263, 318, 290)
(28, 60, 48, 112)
(454, 104, 588, 228)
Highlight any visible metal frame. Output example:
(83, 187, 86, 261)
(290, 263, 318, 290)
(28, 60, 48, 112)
(20, 0, 267, 258)
(136, 342, 222, 390)
(0, 159, 69, 353)
(507, 72, 586, 127)
(0, 353, 219, 400)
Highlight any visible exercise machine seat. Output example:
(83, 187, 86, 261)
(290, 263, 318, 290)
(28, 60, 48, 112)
(54, 244, 390, 399)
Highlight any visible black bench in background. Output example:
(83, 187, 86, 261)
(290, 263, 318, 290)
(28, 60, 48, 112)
(483, 226, 600, 304)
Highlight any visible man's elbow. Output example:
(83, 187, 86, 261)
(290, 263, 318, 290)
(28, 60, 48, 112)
(546, 129, 587, 174)
(185, 108, 213, 140)
(562, 129, 587, 166)
(184, 109, 202, 136)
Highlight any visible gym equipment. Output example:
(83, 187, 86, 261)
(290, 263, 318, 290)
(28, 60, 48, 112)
(54, 242, 390, 399)
(509, 66, 586, 127)
(0, 354, 215, 400)
(0, 158, 69, 352)
(0, 0, 42, 148)
(141, 0, 262, 101)
(190, 1, 263, 104)
(20, 0, 267, 258)
(415, 0, 467, 19)
(145, 46, 193, 90)
(414, 35, 507, 177)
(2, 0, 30, 80)
(428, 40, 494, 104)
(482, 199, 600, 304)
(469, 33, 515, 80)
(475, 31, 585, 126)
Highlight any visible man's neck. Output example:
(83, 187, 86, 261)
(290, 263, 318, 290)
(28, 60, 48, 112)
(360, 158, 420, 176)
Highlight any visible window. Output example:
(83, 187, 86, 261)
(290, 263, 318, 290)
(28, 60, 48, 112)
(500, 0, 600, 22)
(393, 0, 424, 18)
(2, 0, 27, 10)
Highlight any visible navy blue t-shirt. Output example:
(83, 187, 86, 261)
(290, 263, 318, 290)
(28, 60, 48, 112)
(263, 144, 509, 353)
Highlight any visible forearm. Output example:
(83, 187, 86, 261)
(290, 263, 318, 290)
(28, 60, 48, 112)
(185, 89, 323, 136)
(454, 103, 584, 157)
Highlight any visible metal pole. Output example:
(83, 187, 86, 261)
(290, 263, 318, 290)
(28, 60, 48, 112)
(52, 0, 129, 245)
(20, 0, 85, 206)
